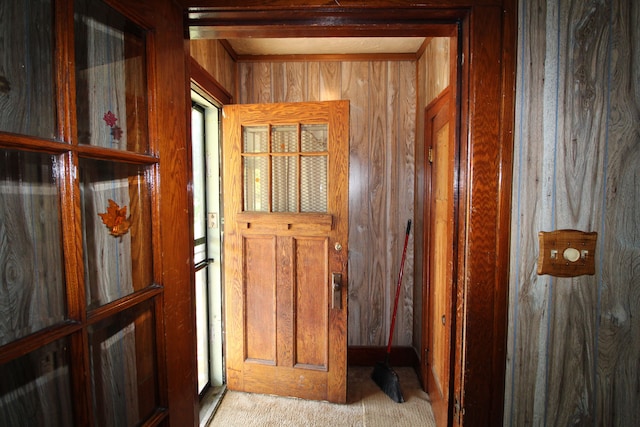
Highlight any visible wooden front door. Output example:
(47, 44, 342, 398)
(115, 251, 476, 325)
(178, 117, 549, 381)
(424, 87, 455, 426)
(223, 100, 349, 403)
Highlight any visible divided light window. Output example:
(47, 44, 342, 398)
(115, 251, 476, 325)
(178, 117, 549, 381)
(242, 124, 329, 213)
(0, 1, 165, 425)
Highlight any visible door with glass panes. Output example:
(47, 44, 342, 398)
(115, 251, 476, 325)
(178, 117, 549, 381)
(0, 0, 192, 425)
(223, 101, 349, 403)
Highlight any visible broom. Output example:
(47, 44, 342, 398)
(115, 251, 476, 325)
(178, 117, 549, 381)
(371, 219, 411, 403)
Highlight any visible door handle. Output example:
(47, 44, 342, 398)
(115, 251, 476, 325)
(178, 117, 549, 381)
(332, 272, 342, 309)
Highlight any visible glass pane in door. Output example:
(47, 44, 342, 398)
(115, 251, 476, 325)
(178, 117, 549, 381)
(272, 125, 298, 212)
(272, 156, 297, 212)
(272, 125, 297, 152)
(192, 105, 206, 264)
(0, 338, 73, 426)
(300, 124, 328, 212)
(74, 0, 149, 153)
(0, 1, 56, 139)
(301, 124, 327, 152)
(243, 126, 268, 153)
(80, 159, 153, 310)
(300, 156, 327, 212)
(243, 156, 269, 212)
(88, 300, 159, 426)
(195, 268, 210, 393)
(0, 149, 65, 346)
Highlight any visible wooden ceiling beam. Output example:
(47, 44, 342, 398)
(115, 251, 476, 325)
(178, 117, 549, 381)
(187, 8, 461, 39)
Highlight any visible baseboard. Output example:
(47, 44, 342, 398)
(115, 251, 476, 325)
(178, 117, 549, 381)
(347, 346, 419, 367)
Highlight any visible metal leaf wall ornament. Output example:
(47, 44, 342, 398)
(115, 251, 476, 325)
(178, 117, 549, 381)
(98, 199, 131, 237)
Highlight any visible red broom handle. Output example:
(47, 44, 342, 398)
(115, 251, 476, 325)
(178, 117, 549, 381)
(386, 219, 411, 355)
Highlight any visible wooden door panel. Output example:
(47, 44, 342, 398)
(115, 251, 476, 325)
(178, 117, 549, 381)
(244, 235, 277, 364)
(424, 87, 455, 427)
(294, 237, 329, 369)
(431, 122, 451, 400)
(224, 100, 349, 403)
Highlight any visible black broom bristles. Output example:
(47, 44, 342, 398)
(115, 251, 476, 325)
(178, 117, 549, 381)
(371, 360, 404, 403)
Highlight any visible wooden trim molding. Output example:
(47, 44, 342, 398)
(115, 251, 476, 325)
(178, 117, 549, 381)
(183, 2, 517, 426)
(189, 57, 233, 104)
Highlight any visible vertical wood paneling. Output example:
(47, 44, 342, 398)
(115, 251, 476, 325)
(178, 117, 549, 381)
(385, 62, 401, 344)
(341, 61, 372, 345)
(190, 39, 237, 98)
(306, 62, 320, 101)
(271, 63, 285, 102)
(238, 58, 416, 346)
(319, 62, 341, 101)
(507, 0, 640, 425)
(253, 63, 273, 104)
(367, 61, 388, 346)
(597, 1, 640, 425)
(415, 38, 451, 354)
(238, 63, 252, 105)
(285, 63, 305, 102)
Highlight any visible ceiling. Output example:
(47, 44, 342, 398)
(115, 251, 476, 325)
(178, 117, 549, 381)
(225, 37, 426, 56)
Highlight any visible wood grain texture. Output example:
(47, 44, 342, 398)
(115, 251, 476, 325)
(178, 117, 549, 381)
(237, 58, 417, 347)
(223, 100, 349, 403)
(148, 0, 198, 423)
(190, 39, 237, 97)
(414, 37, 451, 362)
(457, 6, 510, 426)
(0, 153, 65, 346)
(244, 236, 277, 362)
(506, 0, 640, 426)
(0, 2, 56, 139)
(597, 2, 640, 425)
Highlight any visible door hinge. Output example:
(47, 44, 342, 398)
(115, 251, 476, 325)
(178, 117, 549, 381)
(428, 146, 433, 163)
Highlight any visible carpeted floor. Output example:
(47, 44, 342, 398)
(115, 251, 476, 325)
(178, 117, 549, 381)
(208, 367, 436, 426)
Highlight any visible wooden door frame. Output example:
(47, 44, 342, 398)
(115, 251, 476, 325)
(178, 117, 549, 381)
(184, 2, 516, 426)
(423, 84, 456, 426)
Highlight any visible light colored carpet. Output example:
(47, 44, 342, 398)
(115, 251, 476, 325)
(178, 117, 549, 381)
(208, 367, 436, 426)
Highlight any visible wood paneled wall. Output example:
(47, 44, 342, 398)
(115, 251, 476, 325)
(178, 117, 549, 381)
(236, 60, 417, 346)
(190, 41, 460, 348)
(190, 39, 237, 99)
(506, 0, 640, 425)
(414, 37, 451, 354)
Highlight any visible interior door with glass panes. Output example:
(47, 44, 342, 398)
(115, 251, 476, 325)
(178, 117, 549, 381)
(223, 101, 349, 403)
(0, 0, 188, 425)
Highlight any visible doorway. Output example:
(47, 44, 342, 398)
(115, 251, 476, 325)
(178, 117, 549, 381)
(191, 93, 224, 384)
(189, 58, 235, 425)
(186, 4, 516, 425)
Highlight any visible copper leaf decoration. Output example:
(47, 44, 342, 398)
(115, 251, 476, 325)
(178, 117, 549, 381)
(98, 199, 131, 237)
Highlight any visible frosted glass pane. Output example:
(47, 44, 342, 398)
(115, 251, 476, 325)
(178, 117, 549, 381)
(0, 150, 65, 346)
